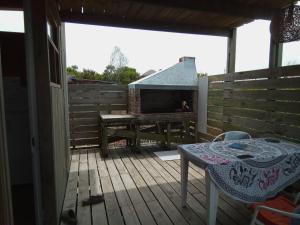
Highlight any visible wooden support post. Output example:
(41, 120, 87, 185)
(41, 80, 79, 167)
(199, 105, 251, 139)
(60, 23, 71, 166)
(269, 37, 283, 68)
(226, 28, 237, 73)
(166, 123, 171, 150)
(198, 73, 208, 135)
(0, 48, 14, 225)
(23, 0, 57, 224)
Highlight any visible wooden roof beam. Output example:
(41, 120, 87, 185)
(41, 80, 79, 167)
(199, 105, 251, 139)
(0, 0, 22, 10)
(128, 0, 278, 20)
(60, 12, 231, 36)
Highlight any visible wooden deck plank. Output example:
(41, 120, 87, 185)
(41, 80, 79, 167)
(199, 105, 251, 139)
(105, 156, 141, 225)
(62, 146, 253, 225)
(118, 153, 173, 225)
(141, 149, 244, 225)
(95, 151, 125, 225)
(135, 152, 206, 225)
(111, 151, 157, 225)
(60, 151, 79, 225)
(87, 149, 108, 225)
(125, 151, 191, 225)
(77, 149, 92, 225)
(166, 160, 251, 224)
(187, 162, 252, 219)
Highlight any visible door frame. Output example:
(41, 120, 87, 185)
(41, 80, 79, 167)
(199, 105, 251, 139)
(0, 46, 14, 225)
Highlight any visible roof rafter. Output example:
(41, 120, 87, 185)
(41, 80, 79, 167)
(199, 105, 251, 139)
(0, 0, 22, 10)
(128, 0, 278, 20)
(60, 12, 231, 36)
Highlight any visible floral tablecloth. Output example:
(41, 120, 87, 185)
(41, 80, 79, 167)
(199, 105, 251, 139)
(179, 138, 300, 203)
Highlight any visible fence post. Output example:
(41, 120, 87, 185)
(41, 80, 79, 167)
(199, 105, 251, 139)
(198, 76, 208, 134)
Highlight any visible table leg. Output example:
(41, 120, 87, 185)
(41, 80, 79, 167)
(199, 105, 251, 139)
(101, 125, 108, 157)
(166, 123, 171, 150)
(180, 153, 189, 207)
(205, 170, 219, 225)
(135, 124, 141, 153)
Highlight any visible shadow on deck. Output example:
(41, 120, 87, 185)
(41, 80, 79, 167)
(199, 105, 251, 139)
(61, 143, 252, 225)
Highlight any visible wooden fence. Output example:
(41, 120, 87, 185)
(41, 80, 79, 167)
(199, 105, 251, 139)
(68, 84, 128, 148)
(204, 65, 300, 142)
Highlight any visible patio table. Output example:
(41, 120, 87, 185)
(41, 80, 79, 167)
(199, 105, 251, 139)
(179, 138, 300, 225)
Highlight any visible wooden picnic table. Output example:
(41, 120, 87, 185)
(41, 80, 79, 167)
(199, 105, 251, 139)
(99, 113, 197, 157)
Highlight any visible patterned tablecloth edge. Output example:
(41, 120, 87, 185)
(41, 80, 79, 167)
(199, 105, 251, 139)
(207, 167, 300, 203)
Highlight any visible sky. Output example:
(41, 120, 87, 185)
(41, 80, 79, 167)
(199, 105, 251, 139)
(0, 9, 299, 75)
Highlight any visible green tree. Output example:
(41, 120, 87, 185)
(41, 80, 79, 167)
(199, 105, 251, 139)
(116, 67, 140, 84)
(102, 64, 116, 81)
(81, 69, 101, 80)
(67, 65, 80, 78)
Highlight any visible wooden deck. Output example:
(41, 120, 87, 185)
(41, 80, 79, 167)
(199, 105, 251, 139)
(61, 144, 252, 225)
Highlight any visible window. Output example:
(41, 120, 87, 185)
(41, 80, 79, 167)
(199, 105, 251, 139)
(47, 18, 60, 85)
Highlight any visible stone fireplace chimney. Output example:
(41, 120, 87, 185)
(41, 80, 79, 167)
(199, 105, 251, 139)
(179, 56, 195, 63)
(128, 57, 198, 114)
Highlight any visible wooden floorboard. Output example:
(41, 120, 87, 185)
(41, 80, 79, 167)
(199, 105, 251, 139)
(61, 145, 252, 225)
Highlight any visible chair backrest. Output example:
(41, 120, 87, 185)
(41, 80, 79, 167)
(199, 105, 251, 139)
(290, 205, 300, 225)
(212, 131, 252, 142)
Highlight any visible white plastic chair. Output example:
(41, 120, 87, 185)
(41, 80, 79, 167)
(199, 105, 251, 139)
(212, 131, 252, 142)
(250, 193, 300, 225)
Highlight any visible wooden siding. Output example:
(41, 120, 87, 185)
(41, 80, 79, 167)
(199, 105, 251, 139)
(205, 65, 300, 142)
(51, 85, 69, 219)
(68, 84, 128, 148)
(61, 146, 252, 225)
(0, 50, 14, 225)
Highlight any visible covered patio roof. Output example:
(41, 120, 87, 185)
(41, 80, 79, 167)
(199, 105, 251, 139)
(57, 0, 294, 36)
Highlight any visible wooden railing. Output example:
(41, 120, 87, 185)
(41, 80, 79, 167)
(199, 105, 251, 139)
(203, 65, 300, 142)
(68, 84, 128, 148)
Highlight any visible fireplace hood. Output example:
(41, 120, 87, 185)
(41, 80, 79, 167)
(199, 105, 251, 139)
(129, 57, 198, 90)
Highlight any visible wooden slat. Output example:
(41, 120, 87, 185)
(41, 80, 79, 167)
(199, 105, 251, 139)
(224, 65, 300, 81)
(70, 118, 98, 126)
(127, 152, 191, 225)
(223, 99, 300, 114)
(223, 108, 300, 126)
(68, 84, 128, 92)
(120, 155, 173, 225)
(77, 149, 92, 225)
(69, 97, 127, 104)
(71, 132, 99, 139)
(105, 160, 141, 225)
(61, 147, 254, 225)
(70, 138, 99, 147)
(70, 104, 128, 112)
(71, 125, 99, 133)
(87, 149, 108, 225)
(223, 77, 300, 90)
(140, 150, 241, 225)
(60, 151, 79, 222)
(224, 90, 300, 101)
(96, 153, 125, 225)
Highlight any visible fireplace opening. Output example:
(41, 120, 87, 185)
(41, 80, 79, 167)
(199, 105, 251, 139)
(140, 89, 193, 114)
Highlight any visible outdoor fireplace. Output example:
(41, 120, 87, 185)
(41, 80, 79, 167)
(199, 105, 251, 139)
(128, 57, 198, 115)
